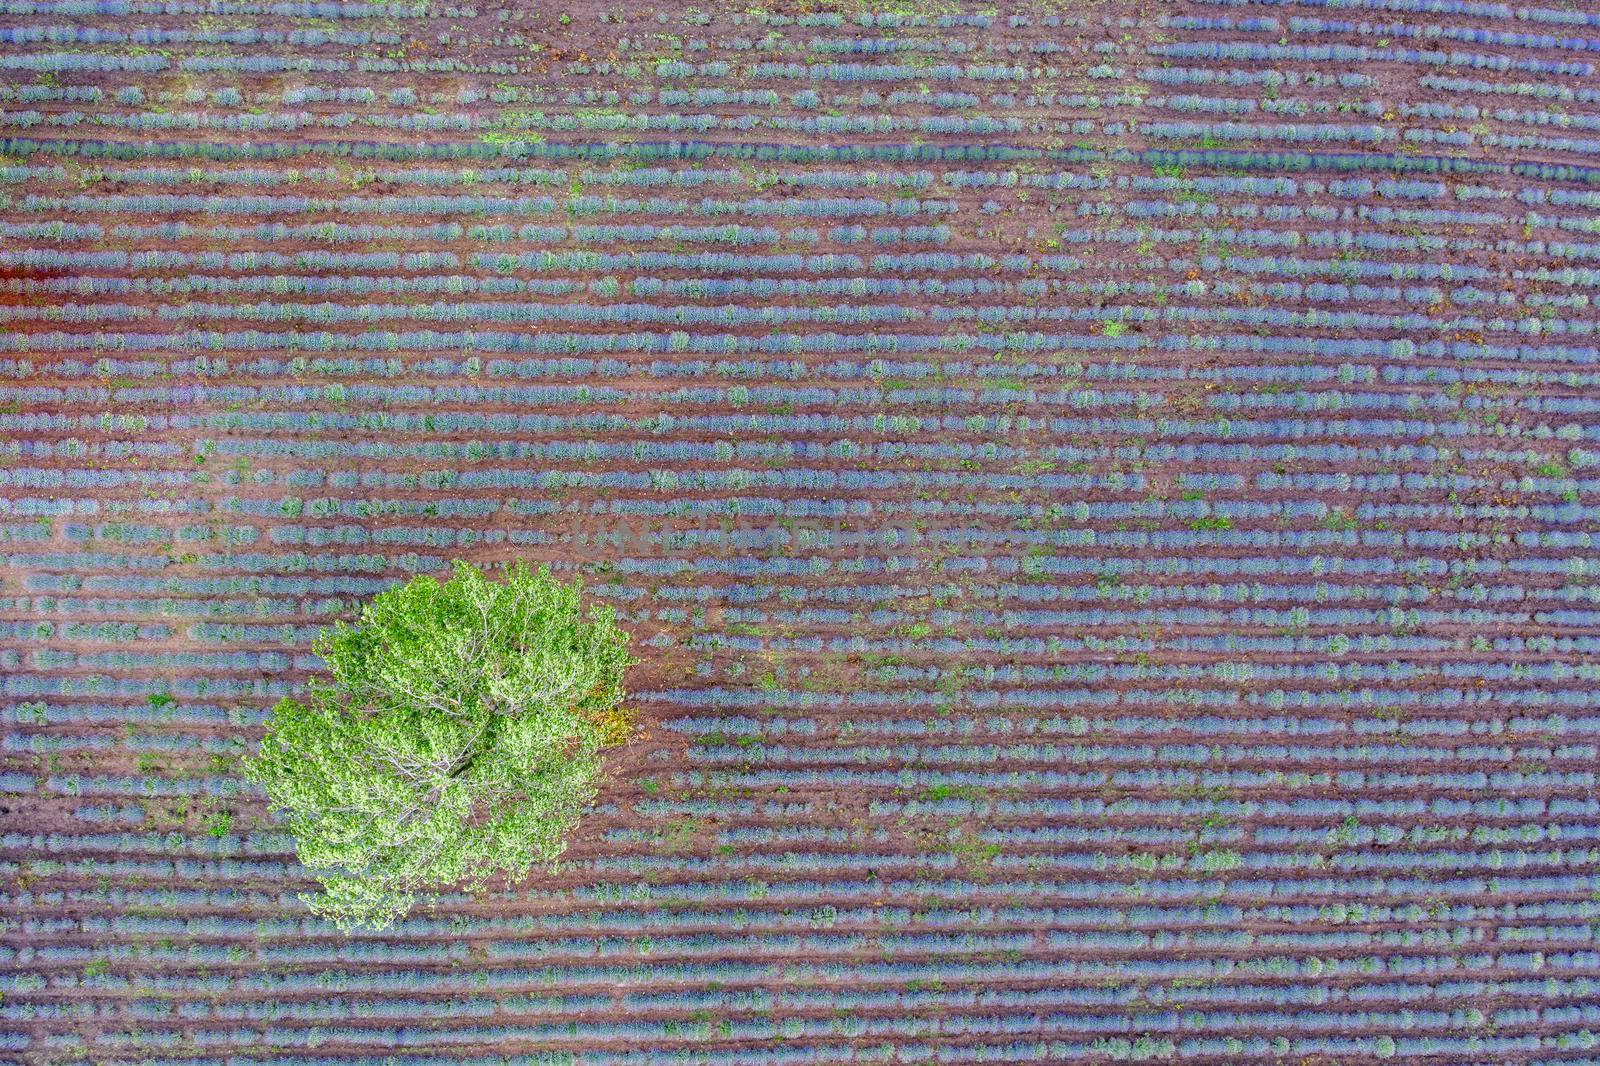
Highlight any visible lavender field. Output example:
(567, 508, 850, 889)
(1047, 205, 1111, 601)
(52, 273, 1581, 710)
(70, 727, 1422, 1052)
(4, 0, 1600, 1062)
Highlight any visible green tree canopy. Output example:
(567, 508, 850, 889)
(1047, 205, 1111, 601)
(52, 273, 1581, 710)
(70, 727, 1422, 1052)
(245, 558, 635, 931)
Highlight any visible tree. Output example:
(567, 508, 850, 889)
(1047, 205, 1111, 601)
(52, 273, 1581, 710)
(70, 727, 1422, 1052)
(245, 558, 635, 931)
